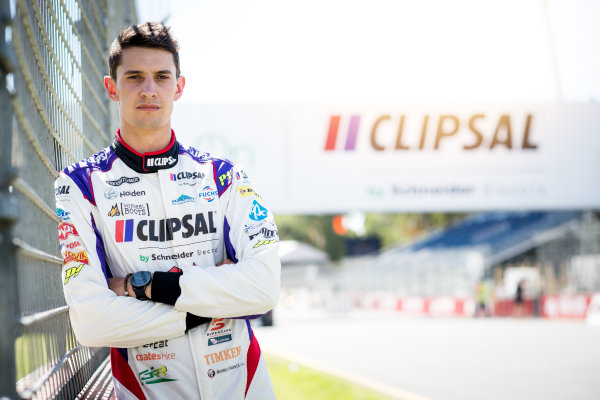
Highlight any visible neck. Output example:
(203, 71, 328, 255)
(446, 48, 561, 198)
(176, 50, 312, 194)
(118, 124, 173, 153)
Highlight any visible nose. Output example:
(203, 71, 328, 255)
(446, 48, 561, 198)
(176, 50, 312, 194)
(140, 77, 157, 98)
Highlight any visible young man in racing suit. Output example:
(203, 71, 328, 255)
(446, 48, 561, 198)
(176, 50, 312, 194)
(54, 22, 280, 399)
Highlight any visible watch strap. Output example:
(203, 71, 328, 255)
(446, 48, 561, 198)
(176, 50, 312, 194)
(133, 283, 149, 300)
(124, 273, 132, 297)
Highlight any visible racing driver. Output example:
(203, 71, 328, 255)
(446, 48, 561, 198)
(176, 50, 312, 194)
(54, 22, 280, 399)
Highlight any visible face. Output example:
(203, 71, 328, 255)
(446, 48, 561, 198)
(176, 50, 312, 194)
(104, 47, 185, 135)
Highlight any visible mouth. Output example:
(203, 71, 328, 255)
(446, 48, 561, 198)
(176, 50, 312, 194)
(137, 104, 160, 111)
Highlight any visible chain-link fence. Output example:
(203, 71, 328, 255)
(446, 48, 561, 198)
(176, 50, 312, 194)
(1, 0, 136, 398)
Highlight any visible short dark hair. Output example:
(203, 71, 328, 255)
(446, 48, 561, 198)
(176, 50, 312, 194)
(108, 22, 180, 80)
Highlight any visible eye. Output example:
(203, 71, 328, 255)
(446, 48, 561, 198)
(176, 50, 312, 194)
(127, 75, 142, 80)
(157, 75, 170, 80)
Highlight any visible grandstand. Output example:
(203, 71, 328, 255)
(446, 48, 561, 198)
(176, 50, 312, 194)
(330, 212, 599, 305)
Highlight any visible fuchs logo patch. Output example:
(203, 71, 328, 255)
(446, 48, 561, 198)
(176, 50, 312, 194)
(106, 176, 140, 186)
(208, 334, 232, 346)
(199, 186, 218, 202)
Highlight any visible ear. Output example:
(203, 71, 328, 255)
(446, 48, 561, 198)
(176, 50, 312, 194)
(174, 75, 186, 101)
(104, 76, 119, 102)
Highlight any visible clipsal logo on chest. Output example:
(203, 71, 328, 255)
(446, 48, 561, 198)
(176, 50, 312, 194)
(146, 156, 176, 167)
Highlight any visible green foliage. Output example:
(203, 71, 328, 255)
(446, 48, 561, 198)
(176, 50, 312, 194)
(265, 353, 397, 400)
(275, 214, 345, 261)
(275, 213, 467, 259)
(364, 213, 467, 249)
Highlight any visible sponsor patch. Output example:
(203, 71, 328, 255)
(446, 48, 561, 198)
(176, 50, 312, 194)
(237, 186, 256, 197)
(106, 176, 140, 186)
(208, 334, 232, 346)
(55, 185, 70, 196)
(119, 190, 146, 198)
(63, 250, 89, 265)
(146, 156, 176, 168)
(171, 194, 195, 205)
(199, 186, 218, 202)
(218, 171, 232, 187)
(122, 203, 150, 216)
(135, 352, 176, 362)
(209, 318, 226, 331)
(249, 200, 268, 221)
(58, 223, 79, 240)
(248, 226, 279, 241)
(115, 212, 218, 243)
(64, 264, 84, 284)
(56, 208, 71, 221)
(108, 203, 150, 217)
(235, 170, 248, 181)
(104, 187, 117, 200)
(253, 239, 278, 248)
(170, 171, 205, 184)
(108, 204, 121, 217)
(139, 366, 177, 385)
(143, 340, 168, 349)
(61, 240, 82, 250)
(213, 362, 244, 377)
(203, 346, 242, 365)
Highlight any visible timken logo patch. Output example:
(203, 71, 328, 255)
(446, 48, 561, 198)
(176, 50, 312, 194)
(204, 346, 242, 365)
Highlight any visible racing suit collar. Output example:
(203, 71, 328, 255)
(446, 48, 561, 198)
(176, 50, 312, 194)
(112, 129, 179, 173)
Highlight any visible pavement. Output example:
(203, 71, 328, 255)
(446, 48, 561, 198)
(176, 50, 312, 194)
(254, 309, 600, 400)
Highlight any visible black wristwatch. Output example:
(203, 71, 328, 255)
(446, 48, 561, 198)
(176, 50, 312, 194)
(130, 271, 152, 300)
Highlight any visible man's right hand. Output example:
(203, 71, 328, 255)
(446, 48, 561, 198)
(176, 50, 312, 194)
(216, 258, 235, 266)
(108, 277, 127, 296)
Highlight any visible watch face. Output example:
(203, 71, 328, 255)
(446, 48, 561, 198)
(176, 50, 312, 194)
(130, 271, 152, 288)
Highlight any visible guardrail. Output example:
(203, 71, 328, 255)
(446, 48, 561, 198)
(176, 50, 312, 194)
(0, 1, 136, 398)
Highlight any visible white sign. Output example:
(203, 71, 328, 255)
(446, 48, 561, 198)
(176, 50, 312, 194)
(173, 104, 600, 214)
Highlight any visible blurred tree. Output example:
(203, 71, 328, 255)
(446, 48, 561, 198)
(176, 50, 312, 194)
(275, 214, 345, 261)
(275, 213, 467, 260)
(364, 213, 467, 249)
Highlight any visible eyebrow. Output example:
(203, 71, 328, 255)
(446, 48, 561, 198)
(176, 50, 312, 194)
(123, 70, 174, 75)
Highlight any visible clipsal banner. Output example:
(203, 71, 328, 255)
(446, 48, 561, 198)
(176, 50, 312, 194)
(173, 104, 600, 213)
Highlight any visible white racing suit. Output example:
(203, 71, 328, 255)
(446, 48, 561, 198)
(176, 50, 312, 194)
(54, 131, 280, 399)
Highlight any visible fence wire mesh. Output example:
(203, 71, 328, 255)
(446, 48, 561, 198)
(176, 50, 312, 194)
(2, 0, 136, 398)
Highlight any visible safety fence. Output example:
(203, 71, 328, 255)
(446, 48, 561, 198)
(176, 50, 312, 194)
(0, 0, 136, 398)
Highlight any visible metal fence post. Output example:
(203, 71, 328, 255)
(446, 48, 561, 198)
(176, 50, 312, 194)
(0, 0, 19, 398)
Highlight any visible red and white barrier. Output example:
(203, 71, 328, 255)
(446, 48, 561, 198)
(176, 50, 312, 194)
(541, 294, 592, 319)
(362, 293, 597, 319)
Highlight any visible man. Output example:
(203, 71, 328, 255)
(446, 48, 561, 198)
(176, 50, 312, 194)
(54, 22, 280, 399)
